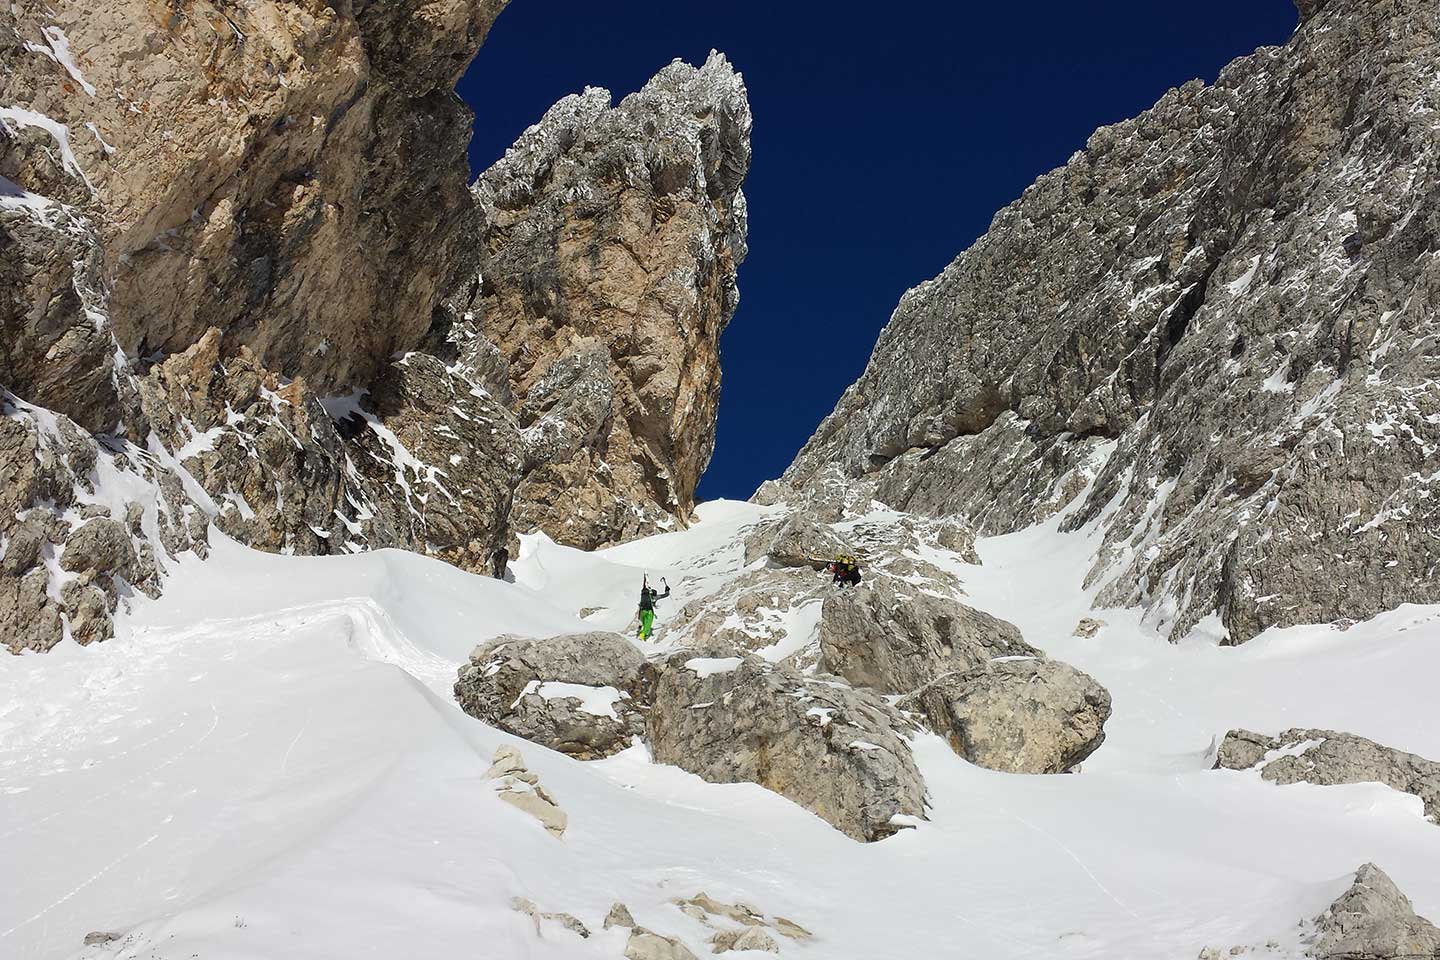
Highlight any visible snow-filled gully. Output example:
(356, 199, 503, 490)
(4, 504, 1440, 959)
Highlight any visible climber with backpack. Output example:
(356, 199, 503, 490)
(829, 554, 862, 588)
(636, 574, 671, 641)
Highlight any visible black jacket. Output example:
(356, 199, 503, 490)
(638, 584, 670, 611)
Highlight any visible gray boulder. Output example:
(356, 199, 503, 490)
(1309, 863, 1440, 959)
(753, 511, 853, 568)
(1216, 729, 1440, 823)
(0, 568, 65, 654)
(902, 659, 1112, 774)
(931, 516, 980, 562)
(455, 633, 650, 760)
(1, 520, 46, 576)
(647, 654, 927, 842)
(624, 928, 699, 960)
(60, 518, 137, 582)
(818, 583, 1037, 695)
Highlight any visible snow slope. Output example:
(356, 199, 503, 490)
(4, 503, 1439, 960)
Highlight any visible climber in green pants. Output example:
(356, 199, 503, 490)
(637, 575, 670, 641)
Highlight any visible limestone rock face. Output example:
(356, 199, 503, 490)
(1, 0, 533, 654)
(354, 353, 524, 574)
(455, 633, 649, 759)
(132, 331, 522, 568)
(1309, 863, 1440, 959)
(818, 583, 1037, 695)
(780, 0, 1440, 643)
(646, 654, 927, 842)
(1216, 729, 1440, 823)
(903, 659, 1112, 774)
(448, 52, 752, 548)
(1, 0, 509, 392)
(135, 331, 381, 558)
(0, 197, 121, 434)
(2, 6, 753, 655)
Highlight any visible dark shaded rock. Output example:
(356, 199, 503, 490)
(1, 521, 46, 576)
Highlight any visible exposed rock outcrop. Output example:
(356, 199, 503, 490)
(487, 745, 567, 837)
(132, 324, 522, 565)
(446, 52, 752, 548)
(902, 658, 1112, 774)
(747, 511, 854, 568)
(1308, 863, 1440, 959)
(646, 654, 927, 842)
(814, 574, 1110, 773)
(2, 0, 508, 392)
(511, 897, 590, 939)
(0, 194, 122, 434)
(665, 566, 825, 664)
(2, 4, 751, 654)
(625, 928, 699, 960)
(1, 394, 197, 653)
(456, 633, 649, 759)
(780, 0, 1440, 644)
(1, 0, 525, 652)
(818, 583, 1037, 694)
(670, 892, 812, 953)
(1216, 729, 1440, 823)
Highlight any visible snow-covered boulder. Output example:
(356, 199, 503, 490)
(646, 653, 927, 842)
(818, 583, 1037, 695)
(1216, 729, 1440, 823)
(667, 567, 824, 662)
(455, 633, 649, 760)
(1309, 863, 1440, 959)
(902, 659, 1112, 774)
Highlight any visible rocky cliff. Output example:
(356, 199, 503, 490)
(443, 52, 751, 548)
(780, 0, 1440, 644)
(0, 2, 750, 652)
(3, 0, 506, 397)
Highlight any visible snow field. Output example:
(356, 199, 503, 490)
(2, 502, 1438, 959)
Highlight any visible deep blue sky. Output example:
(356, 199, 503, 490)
(458, 2, 1298, 503)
